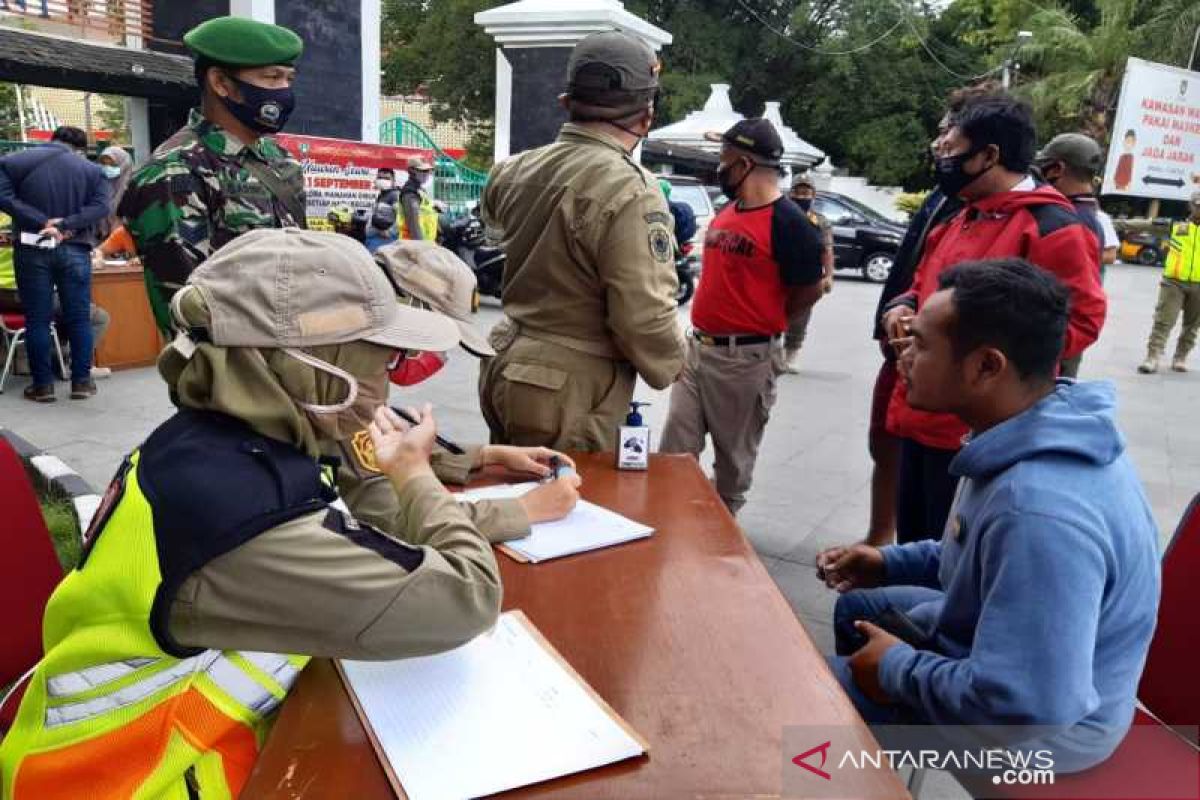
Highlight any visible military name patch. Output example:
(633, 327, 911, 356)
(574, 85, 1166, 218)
(351, 429, 381, 473)
(649, 228, 673, 263)
(644, 211, 672, 227)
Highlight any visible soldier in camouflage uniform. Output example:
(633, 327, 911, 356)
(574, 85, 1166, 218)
(118, 16, 307, 333)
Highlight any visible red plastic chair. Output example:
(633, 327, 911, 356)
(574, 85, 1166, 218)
(950, 494, 1200, 799)
(0, 312, 68, 393)
(0, 437, 66, 732)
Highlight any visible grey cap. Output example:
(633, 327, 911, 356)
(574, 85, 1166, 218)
(373, 240, 496, 357)
(1035, 133, 1104, 175)
(566, 31, 660, 107)
(184, 228, 461, 353)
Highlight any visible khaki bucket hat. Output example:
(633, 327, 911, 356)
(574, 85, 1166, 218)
(373, 240, 496, 356)
(182, 228, 461, 353)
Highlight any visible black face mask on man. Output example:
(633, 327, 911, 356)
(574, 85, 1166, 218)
(219, 73, 296, 134)
(934, 146, 992, 198)
(793, 196, 814, 212)
(718, 159, 751, 202)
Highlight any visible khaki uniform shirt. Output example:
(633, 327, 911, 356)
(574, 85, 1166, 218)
(328, 434, 530, 544)
(169, 474, 502, 660)
(481, 124, 684, 389)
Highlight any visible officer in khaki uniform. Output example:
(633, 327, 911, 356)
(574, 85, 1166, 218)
(336, 239, 584, 543)
(1138, 191, 1200, 374)
(0, 229, 500, 799)
(478, 31, 685, 451)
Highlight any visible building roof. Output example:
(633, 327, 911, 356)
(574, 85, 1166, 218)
(649, 84, 824, 168)
(763, 101, 824, 163)
(475, 0, 671, 48)
(0, 27, 193, 99)
(641, 139, 719, 172)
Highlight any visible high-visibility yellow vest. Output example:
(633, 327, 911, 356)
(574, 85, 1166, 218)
(401, 189, 440, 241)
(1164, 220, 1200, 283)
(0, 410, 331, 799)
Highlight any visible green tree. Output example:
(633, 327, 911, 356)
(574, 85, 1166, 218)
(381, 0, 501, 164)
(0, 83, 22, 141)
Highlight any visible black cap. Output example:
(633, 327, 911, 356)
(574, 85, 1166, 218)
(705, 118, 784, 166)
(566, 31, 660, 112)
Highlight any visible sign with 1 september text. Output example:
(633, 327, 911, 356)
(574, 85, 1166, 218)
(1101, 57, 1200, 202)
(273, 133, 434, 230)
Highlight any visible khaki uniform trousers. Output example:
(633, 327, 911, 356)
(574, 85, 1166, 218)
(479, 332, 636, 452)
(660, 336, 783, 514)
(1146, 278, 1200, 359)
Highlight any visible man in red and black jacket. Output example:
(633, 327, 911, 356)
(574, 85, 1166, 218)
(661, 118, 824, 514)
(881, 95, 1106, 543)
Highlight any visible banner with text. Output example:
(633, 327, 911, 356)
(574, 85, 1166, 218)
(1101, 58, 1200, 201)
(274, 134, 434, 230)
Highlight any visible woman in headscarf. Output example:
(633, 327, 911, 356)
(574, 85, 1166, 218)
(0, 229, 505, 799)
(96, 146, 135, 256)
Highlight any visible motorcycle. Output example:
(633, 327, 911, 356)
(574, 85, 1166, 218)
(675, 241, 700, 306)
(1118, 230, 1166, 267)
(440, 212, 504, 299)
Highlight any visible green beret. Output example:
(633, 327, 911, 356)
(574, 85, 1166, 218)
(183, 16, 303, 67)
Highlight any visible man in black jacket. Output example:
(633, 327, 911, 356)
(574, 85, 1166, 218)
(860, 84, 1002, 543)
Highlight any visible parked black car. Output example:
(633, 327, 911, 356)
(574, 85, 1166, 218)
(812, 192, 906, 284)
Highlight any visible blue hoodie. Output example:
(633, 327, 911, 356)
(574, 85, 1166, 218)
(877, 381, 1160, 772)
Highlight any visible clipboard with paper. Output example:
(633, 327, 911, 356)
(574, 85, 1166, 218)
(456, 482, 654, 563)
(337, 611, 649, 800)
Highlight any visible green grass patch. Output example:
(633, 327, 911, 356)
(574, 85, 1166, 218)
(41, 496, 81, 572)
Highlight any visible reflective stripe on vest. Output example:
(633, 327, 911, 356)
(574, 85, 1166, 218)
(43, 648, 301, 732)
(0, 448, 311, 800)
(1164, 221, 1200, 282)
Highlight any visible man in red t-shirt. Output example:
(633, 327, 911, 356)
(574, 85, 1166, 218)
(880, 95, 1106, 543)
(660, 118, 824, 513)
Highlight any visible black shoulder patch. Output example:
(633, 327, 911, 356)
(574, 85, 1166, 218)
(322, 508, 425, 572)
(1028, 204, 1082, 238)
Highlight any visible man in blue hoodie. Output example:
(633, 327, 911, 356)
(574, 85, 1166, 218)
(817, 258, 1160, 772)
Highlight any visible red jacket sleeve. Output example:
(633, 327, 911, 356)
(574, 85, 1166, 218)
(1027, 225, 1106, 358)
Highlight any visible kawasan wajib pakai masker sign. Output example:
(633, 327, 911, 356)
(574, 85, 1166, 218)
(274, 133, 434, 230)
(1101, 57, 1200, 202)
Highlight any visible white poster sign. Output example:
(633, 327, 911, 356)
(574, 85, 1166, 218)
(1101, 57, 1200, 201)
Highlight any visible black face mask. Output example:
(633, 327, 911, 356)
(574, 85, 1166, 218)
(934, 147, 991, 198)
(219, 74, 296, 134)
(793, 196, 813, 212)
(718, 160, 750, 202)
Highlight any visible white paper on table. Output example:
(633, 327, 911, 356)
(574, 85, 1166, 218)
(339, 611, 646, 800)
(458, 482, 654, 562)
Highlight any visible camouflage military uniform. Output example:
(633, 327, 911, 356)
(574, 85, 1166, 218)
(118, 109, 305, 330)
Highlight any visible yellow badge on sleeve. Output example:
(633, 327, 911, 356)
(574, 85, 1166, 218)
(351, 429, 381, 473)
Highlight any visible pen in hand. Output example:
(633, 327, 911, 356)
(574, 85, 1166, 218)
(388, 405, 465, 455)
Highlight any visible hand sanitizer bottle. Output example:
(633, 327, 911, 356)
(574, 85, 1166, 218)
(617, 401, 650, 471)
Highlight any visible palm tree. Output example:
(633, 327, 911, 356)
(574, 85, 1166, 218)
(1015, 0, 1200, 145)
(1014, 0, 1140, 143)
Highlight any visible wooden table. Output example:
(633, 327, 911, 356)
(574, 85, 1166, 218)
(91, 262, 162, 370)
(243, 453, 909, 799)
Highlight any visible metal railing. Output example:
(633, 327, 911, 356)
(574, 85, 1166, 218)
(0, 0, 153, 48)
(379, 115, 488, 216)
(0, 138, 40, 156)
